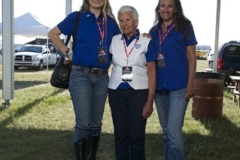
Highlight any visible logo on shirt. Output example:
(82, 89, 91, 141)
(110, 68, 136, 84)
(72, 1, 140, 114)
(135, 44, 141, 49)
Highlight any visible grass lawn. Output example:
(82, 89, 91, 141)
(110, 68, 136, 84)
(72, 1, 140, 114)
(0, 60, 240, 160)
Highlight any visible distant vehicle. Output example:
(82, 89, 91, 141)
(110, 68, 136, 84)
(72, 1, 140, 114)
(216, 41, 240, 85)
(14, 44, 60, 70)
(196, 45, 211, 60)
(196, 50, 208, 59)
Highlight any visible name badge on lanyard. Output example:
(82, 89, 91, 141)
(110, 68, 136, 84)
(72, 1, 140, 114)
(97, 17, 107, 64)
(121, 37, 138, 81)
(98, 47, 107, 64)
(157, 50, 166, 68)
(122, 66, 133, 82)
(157, 23, 174, 68)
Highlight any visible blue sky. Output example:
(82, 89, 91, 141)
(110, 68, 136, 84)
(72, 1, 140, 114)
(0, 0, 240, 49)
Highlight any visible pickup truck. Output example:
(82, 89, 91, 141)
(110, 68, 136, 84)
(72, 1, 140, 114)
(14, 44, 60, 70)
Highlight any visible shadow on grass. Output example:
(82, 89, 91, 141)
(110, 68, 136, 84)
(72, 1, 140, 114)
(185, 116, 240, 160)
(0, 66, 54, 90)
(0, 88, 65, 117)
(0, 80, 46, 90)
(14, 66, 55, 73)
(0, 90, 240, 160)
(0, 128, 163, 160)
(0, 121, 239, 160)
(14, 80, 49, 90)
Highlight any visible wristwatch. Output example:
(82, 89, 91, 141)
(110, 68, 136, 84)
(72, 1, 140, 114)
(64, 48, 72, 58)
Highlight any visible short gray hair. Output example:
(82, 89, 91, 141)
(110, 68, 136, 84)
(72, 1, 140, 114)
(118, 5, 139, 21)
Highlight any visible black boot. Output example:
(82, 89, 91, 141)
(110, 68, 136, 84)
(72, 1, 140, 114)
(74, 138, 87, 160)
(87, 136, 100, 160)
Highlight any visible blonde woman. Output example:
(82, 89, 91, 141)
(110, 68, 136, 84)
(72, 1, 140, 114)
(48, 0, 120, 159)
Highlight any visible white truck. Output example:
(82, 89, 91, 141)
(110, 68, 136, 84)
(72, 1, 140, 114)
(14, 44, 60, 70)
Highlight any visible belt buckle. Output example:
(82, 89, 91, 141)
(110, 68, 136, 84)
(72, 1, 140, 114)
(91, 68, 101, 76)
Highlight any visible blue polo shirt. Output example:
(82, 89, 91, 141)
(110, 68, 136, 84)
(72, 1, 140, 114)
(58, 11, 120, 69)
(149, 23, 197, 91)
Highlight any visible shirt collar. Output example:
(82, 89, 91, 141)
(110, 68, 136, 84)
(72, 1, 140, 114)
(121, 29, 140, 41)
(159, 22, 175, 34)
(84, 10, 103, 19)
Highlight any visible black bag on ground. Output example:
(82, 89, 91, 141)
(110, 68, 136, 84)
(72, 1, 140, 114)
(50, 54, 71, 89)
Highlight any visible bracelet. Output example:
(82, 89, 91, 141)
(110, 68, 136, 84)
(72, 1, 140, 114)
(64, 48, 72, 58)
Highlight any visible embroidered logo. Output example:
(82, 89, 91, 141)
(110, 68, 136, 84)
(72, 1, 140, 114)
(135, 44, 141, 49)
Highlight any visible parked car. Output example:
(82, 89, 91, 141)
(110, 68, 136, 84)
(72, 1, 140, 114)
(216, 41, 240, 85)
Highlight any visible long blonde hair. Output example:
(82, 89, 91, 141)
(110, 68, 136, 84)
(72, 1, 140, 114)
(80, 0, 116, 21)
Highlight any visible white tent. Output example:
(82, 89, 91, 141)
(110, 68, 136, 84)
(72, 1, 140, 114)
(1, 1, 71, 107)
(0, 35, 35, 64)
(1, 35, 36, 48)
(0, 12, 53, 35)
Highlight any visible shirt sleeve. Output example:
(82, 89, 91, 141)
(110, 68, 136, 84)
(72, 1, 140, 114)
(146, 40, 157, 62)
(185, 24, 198, 46)
(57, 12, 77, 35)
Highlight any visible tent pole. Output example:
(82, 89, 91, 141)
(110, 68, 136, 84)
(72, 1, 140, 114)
(213, 0, 221, 72)
(46, 31, 49, 80)
(1, 0, 14, 107)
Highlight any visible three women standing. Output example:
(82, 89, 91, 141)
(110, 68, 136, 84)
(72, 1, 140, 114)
(49, 0, 197, 159)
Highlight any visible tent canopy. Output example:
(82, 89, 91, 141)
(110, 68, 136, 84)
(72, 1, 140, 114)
(0, 12, 53, 35)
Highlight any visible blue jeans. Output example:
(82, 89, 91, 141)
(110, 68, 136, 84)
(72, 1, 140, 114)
(108, 89, 148, 160)
(155, 88, 189, 160)
(69, 66, 109, 142)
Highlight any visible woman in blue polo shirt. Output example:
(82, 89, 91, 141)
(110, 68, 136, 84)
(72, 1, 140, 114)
(48, 0, 120, 159)
(108, 5, 156, 160)
(149, 0, 197, 159)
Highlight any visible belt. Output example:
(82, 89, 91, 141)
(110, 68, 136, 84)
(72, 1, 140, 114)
(75, 65, 108, 76)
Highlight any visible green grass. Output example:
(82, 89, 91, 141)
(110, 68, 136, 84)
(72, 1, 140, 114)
(0, 61, 240, 160)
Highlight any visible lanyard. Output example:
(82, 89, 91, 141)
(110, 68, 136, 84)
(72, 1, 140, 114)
(159, 23, 174, 46)
(97, 17, 105, 46)
(122, 38, 138, 66)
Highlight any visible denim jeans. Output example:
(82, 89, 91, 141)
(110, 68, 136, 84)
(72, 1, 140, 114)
(155, 88, 189, 160)
(108, 89, 148, 160)
(69, 66, 109, 142)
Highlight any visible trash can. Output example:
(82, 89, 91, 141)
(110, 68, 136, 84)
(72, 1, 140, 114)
(192, 72, 224, 120)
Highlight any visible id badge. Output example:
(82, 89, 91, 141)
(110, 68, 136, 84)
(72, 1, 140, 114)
(98, 47, 107, 64)
(157, 52, 166, 68)
(122, 66, 133, 82)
